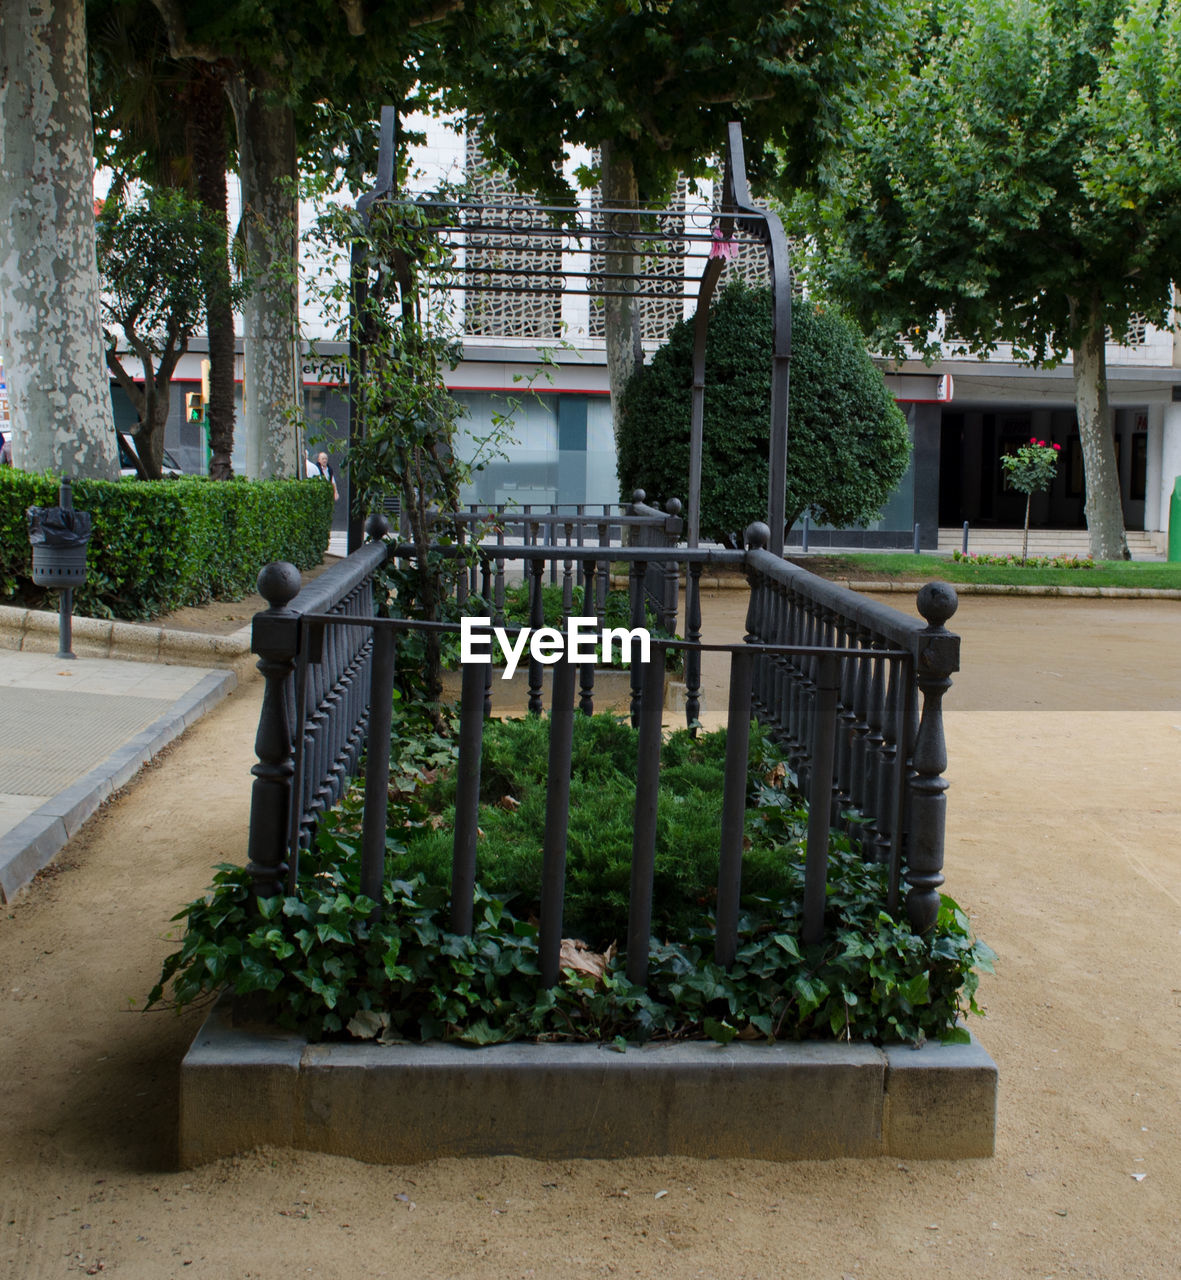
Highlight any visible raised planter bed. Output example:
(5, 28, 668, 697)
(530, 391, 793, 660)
(179, 996, 997, 1167)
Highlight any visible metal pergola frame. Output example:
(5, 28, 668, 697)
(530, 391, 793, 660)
(347, 108, 792, 555)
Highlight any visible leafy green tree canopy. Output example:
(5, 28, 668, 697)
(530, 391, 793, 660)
(97, 189, 239, 478)
(798, 0, 1181, 559)
(617, 284, 911, 545)
(447, 0, 906, 202)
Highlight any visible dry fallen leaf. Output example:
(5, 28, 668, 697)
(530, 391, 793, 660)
(559, 938, 616, 981)
(498, 794, 521, 811)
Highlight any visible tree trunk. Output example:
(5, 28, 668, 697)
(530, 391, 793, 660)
(0, 0, 118, 479)
(226, 66, 300, 480)
(188, 66, 237, 480)
(1071, 299, 1129, 561)
(600, 142, 643, 454)
(135, 382, 170, 479)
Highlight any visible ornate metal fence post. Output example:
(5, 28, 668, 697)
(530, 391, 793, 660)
(905, 582, 960, 934)
(246, 562, 303, 901)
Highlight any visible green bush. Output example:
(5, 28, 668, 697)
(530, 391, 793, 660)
(618, 282, 912, 545)
(0, 469, 332, 620)
(148, 713, 993, 1047)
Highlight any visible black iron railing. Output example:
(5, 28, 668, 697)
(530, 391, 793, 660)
(436, 495, 682, 628)
(245, 530, 958, 980)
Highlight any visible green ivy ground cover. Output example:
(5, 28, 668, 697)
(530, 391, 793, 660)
(150, 709, 993, 1048)
(811, 552, 1181, 590)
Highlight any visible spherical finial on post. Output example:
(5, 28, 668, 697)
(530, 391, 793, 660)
(632, 489, 646, 505)
(664, 497, 682, 516)
(256, 561, 302, 611)
(364, 512, 391, 542)
(916, 581, 959, 630)
(745, 522, 771, 550)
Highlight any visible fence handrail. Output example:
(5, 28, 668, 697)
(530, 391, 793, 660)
(744, 543, 959, 667)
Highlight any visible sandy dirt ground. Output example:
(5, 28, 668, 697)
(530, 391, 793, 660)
(1, 586, 1179, 1279)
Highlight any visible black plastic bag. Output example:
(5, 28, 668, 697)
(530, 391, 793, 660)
(26, 505, 93, 548)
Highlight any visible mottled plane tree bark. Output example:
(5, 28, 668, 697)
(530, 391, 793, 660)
(0, 0, 118, 478)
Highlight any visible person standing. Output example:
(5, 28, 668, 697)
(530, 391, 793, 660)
(314, 451, 339, 502)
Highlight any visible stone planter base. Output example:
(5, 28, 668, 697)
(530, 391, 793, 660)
(179, 998, 997, 1168)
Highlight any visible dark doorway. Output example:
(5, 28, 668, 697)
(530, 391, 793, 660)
(939, 413, 964, 525)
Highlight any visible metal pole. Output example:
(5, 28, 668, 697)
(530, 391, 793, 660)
(57, 477, 75, 660)
(962, 521, 970, 555)
(359, 624, 396, 912)
(626, 656, 666, 986)
(539, 658, 577, 986)
(715, 649, 753, 968)
(802, 654, 840, 946)
(450, 659, 487, 934)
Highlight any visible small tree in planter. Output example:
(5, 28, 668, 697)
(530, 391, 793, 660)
(1001, 437, 1061, 562)
(97, 189, 239, 478)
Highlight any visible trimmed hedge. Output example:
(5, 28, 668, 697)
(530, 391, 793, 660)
(618, 282, 912, 545)
(0, 470, 333, 620)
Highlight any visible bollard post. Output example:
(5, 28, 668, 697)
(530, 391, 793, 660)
(961, 521, 970, 556)
(57, 477, 76, 660)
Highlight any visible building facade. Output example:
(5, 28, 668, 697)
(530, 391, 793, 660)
(111, 114, 1181, 548)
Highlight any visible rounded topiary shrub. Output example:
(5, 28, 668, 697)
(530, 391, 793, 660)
(618, 282, 911, 545)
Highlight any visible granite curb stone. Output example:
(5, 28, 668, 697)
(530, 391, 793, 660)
(179, 996, 998, 1167)
(0, 604, 253, 668)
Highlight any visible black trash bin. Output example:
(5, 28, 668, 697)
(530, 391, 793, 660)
(27, 478, 92, 657)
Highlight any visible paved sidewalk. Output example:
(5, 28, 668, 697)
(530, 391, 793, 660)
(0, 649, 236, 901)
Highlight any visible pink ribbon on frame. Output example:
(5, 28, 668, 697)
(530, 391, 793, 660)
(709, 228, 738, 261)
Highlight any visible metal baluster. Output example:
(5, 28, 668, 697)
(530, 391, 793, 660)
(663, 498, 682, 633)
(527, 559, 545, 716)
(744, 566, 766, 718)
(579, 559, 597, 715)
(628, 557, 647, 727)
(785, 589, 805, 765)
(866, 639, 890, 863)
(597, 519, 610, 617)
(849, 627, 874, 844)
(802, 653, 841, 946)
(885, 655, 913, 914)
(561, 524, 574, 618)
(715, 650, 753, 968)
(770, 580, 789, 744)
(626, 657, 666, 986)
(796, 601, 821, 794)
(685, 562, 703, 730)
(494, 517, 506, 625)
(539, 658, 577, 986)
(834, 617, 857, 823)
(905, 584, 960, 934)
